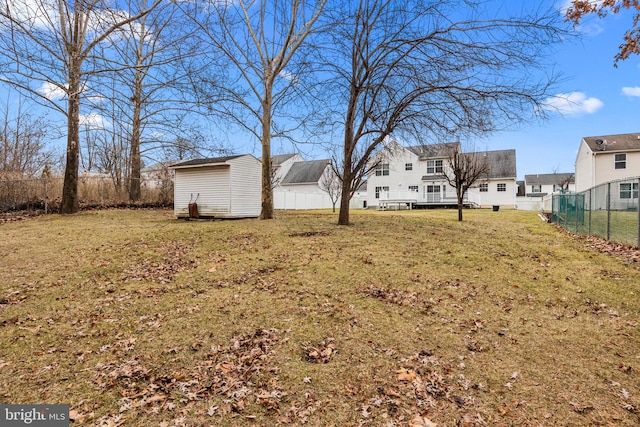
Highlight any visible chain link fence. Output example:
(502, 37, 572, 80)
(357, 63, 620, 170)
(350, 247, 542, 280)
(552, 177, 640, 248)
(0, 175, 174, 214)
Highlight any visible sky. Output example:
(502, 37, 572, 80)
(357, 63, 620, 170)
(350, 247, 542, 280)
(473, 1, 640, 179)
(265, 0, 640, 180)
(3, 0, 639, 181)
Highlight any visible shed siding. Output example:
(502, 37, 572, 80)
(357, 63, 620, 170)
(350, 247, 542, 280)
(229, 155, 262, 217)
(174, 166, 230, 217)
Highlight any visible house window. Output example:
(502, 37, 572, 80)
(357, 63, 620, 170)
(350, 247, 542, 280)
(620, 183, 638, 199)
(408, 185, 419, 192)
(615, 153, 627, 169)
(497, 183, 506, 192)
(426, 160, 443, 174)
(479, 183, 488, 192)
(375, 186, 389, 199)
(532, 184, 541, 193)
(375, 163, 390, 176)
(405, 163, 413, 171)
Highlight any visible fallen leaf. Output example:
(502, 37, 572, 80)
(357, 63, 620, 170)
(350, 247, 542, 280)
(397, 368, 418, 382)
(411, 415, 437, 427)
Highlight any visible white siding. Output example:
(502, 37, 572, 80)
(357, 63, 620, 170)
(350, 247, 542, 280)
(468, 179, 516, 208)
(229, 155, 262, 217)
(366, 147, 422, 208)
(575, 140, 595, 192)
(594, 151, 640, 189)
(174, 166, 231, 217)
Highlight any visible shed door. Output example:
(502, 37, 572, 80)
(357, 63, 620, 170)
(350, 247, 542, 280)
(175, 166, 231, 215)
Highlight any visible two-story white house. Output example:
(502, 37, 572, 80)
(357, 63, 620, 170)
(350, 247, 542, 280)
(366, 140, 517, 209)
(575, 133, 640, 193)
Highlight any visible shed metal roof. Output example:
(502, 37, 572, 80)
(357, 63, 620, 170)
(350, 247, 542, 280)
(169, 155, 245, 169)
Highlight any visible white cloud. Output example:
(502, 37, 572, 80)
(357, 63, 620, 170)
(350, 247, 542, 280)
(80, 113, 109, 130)
(540, 92, 604, 116)
(622, 86, 640, 97)
(278, 70, 298, 84)
(38, 81, 66, 100)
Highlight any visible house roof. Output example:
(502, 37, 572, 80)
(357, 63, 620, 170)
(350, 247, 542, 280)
(169, 155, 245, 169)
(406, 142, 460, 159)
(474, 149, 517, 179)
(583, 133, 640, 153)
(524, 173, 574, 185)
(281, 159, 331, 185)
(271, 154, 297, 166)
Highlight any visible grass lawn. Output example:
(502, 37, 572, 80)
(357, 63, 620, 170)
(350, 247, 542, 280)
(1, 208, 640, 426)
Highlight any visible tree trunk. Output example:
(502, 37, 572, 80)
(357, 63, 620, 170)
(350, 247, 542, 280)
(61, 66, 81, 214)
(338, 178, 351, 225)
(259, 87, 274, 220)
(129, 80, 143, 202)
(457, 190, 463, 222)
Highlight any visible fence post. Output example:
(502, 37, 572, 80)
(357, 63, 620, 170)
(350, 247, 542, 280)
(588, 188, 592, 236)
(607, 182, 611, 241)
(575, 194, 579, 233)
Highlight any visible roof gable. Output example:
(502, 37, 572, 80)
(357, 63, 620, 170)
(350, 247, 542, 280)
(281, 159, 331, 184)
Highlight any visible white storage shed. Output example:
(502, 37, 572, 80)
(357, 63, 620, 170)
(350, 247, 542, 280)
(170, 154, 262, 219)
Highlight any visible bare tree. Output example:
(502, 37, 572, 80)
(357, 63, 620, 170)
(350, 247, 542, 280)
(0, 98, 56, 179)
(181, 0, 327, 220)
(442, 144, 490, 222)
(566, 1, 640, 65)
(92, 0, 206, 202)
(0, 0, 160, 213)
(319, 0, 568, 225)
(319, 166, 341, 212)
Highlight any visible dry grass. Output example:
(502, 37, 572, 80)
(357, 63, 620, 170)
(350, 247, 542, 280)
(1, 208, 640, 426)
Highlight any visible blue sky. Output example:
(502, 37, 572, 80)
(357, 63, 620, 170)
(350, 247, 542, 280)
(478, 0, 640, 179)
(3, 0, 639, 181)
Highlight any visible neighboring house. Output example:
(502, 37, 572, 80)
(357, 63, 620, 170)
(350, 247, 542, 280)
(365, 140, 517, 209)
(170, 154, 261, 218)
(273, 159, 336, 210)
(350, 181, 368, 209)
(271, 153, 303, 187)
(523, 173, 575, 196)
(515, 173, 575, 211)
(575, 132, 640, 192)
